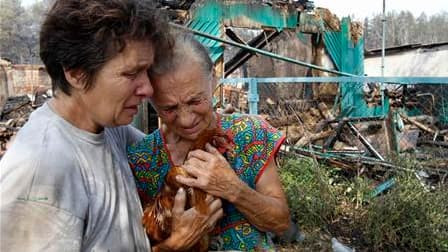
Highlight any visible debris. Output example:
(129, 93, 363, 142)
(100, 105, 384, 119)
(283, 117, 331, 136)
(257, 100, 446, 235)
(288, 146, 447, 176)
(370, 178, 395, 198)
(331, 237, 354, 252)
(418, 140, 448, 148)
(399, 129, 420, 151)
(0, 93, 51, 158)
(400, 113, 437, 135)
(296, 129, 333, 147)
(346, 122, 385, 161)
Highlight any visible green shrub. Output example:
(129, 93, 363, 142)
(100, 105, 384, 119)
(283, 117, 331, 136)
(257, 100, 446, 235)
(359, 172, 448, 251)
(279, 155, 448, 251)
(279, 157, 338, 231)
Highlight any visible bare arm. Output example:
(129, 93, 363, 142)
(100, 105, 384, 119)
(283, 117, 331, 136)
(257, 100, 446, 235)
(229, 160, 290, 234)
(177, 144, 290, 235)
(152, 188, 223, 252)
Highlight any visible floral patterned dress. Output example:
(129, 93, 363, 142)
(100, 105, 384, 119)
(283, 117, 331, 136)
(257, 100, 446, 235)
(127, 113, 285, 251)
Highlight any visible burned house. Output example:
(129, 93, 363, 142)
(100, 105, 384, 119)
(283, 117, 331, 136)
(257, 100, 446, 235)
(1, 1, 447, 173)
(161, 0, 448, 172)
(0, 59, 52, 156)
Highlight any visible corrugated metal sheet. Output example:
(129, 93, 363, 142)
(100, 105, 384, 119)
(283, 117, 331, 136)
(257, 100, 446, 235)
(323, 31, 341, 67)
(187, 19, 224, 63)
(323, 17, 386, 118)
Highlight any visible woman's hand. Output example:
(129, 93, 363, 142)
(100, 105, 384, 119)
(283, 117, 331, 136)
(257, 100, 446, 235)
(177, 143, 243, 201)
(154, 187, 223, 252)
(177, 143, 290, 235)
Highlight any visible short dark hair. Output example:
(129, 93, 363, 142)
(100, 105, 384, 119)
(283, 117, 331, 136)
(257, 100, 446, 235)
(40, 0, 171, 95)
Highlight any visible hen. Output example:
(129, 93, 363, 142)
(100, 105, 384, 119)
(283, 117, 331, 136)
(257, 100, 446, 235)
(142, 126, 234, 251)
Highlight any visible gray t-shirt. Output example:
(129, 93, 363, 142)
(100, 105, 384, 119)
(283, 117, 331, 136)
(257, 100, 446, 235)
(0, 103, 150, 251)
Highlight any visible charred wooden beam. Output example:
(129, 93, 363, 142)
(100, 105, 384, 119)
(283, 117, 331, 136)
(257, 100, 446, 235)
(157, 0, 195, 10)
(266, 115, 298, 128)
(295, 129, 334, 147)
(224, 29, 281, 77)
(401, 113, 437, 135)
(287, 146, 448, 175)
(323, 119, 346, 150)
(225, 28, 249, 46)
(347, 122, 385, 161)
(326, 116, 384, 124)
(418, 140, 448, 148)
(316, 102, 356, 147)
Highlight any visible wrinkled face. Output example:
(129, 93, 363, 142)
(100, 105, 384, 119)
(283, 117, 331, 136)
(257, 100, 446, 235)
(150, 61, 215, 141)
(77, 40, 154, 130)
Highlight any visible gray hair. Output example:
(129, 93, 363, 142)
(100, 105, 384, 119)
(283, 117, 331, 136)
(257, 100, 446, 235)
(149, 30, 213, 79)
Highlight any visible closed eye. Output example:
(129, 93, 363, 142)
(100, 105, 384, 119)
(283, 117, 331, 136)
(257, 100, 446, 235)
(123, 71, 138, 79)
(188, 96, 208, 106)
(188, 99, 203, 106)
(160, 105, 177, 114)
(123, 67, 147, 80)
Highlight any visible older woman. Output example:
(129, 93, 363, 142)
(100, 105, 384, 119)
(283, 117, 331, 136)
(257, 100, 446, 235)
(0, 1, 222, 251)
(128, 32, 290, 251)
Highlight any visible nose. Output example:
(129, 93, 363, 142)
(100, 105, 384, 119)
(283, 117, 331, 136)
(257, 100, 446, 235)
(177, 106, 195, 127)
(136, 72, 153, 98)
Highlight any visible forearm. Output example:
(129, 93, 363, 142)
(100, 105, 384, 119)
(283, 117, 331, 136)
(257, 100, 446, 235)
(226, 179, 289, 235)
(152, 234, 186, 252)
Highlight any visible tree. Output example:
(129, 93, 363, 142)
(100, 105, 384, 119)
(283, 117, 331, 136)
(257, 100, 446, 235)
(21, 0, 48, 63)
(363, 11, 448, 50)
(0, 0, 26, 63)
(0, 0, 48, 64)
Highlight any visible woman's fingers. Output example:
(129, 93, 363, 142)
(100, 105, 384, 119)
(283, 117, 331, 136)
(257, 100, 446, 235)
(183, 157, 201, 167)
(204, 143, 220, 154)
(209, 198, 222, 212)
(168, 191, 225, 248)
(181, 163, 201, 177)
(172, 187, 187, 216)
(176, 173, 198, 188)
(205, 194, 214, 204)
(210, 207, 224, 224)
(207, 199, 224, 232)
(187, 148, 217, 161)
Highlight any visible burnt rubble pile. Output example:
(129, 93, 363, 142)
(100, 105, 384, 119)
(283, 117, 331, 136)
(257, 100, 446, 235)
(0, 93, 51, 157)
(258, 95, 448, 183)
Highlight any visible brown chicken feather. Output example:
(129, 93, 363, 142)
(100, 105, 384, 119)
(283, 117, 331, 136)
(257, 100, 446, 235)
(142, 126, 234, 251)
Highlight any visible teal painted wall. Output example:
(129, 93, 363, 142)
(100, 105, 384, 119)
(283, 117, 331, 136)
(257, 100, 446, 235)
(191, 0, 297, 29)
(324, 18, 388, 118)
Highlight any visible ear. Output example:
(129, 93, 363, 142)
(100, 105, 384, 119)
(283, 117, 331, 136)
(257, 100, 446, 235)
(63, 68, 85, 90)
